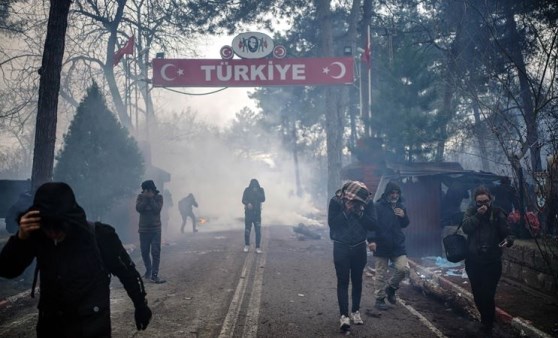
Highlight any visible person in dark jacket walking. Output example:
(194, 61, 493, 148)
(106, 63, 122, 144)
(329, 181, 377, 332)
(0, 182, 152, 337)
(179, 193, 199, 233)
(368, 181, 410, 310)
(462, 185, 513, 337)
(136, 180, 165, 283)
(242, 179, 265, 253)
(491, 177, 519, 215)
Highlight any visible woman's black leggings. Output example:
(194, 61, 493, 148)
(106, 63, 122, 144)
(333, 241, 367, 316)
(465, 259, 502, 328)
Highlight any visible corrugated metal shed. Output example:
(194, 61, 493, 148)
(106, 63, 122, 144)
(342, 161, 503, 257)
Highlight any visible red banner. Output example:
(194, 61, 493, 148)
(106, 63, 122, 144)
(152, 57, 354, 87)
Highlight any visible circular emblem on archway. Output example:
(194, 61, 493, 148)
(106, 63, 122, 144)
(220, 45, 234, 60)
(232, 32, 274, 59)
(273, 45, 287, 59)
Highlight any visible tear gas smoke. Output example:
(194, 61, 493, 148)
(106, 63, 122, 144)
(149, 111, 324, 238)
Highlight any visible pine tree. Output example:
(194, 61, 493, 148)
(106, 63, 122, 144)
(54, 82, 144, 220)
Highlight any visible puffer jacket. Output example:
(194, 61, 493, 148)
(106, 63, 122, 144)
(368, 197, 410, 257)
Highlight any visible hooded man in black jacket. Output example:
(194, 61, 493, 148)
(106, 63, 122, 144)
(368, 181, 410, 310)
(242, 178, 266, 253)
(0, 182, 152, 337)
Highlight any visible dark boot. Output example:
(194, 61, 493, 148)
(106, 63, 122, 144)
(375, 298, 389, 310)
(386, 285, 397, 304)
(150, 274, 166, 284)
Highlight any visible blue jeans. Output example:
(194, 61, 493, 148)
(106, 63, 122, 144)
(244, 213, 261, 248)
(140, 231, 162, 277)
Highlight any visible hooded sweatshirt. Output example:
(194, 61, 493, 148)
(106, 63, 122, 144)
(0, 182, 147, 337)
(368, 182, 410, 257)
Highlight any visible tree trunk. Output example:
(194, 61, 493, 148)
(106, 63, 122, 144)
(347, 0, 360, 149)
(361, 0, 372, 137)
(472, 100, 490, 171)
(504, 5, 541, 173)
(31, 0, 72, 191)
(315, 0, 342, 198)
(291, 118, 302, 197)
(104, 0, 132, 129)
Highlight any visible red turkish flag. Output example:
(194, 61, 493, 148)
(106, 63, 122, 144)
(113, 35, 134, 67)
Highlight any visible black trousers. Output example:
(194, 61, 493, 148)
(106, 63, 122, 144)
(465, 258, 502, 328)
(333, 241, 367, 317)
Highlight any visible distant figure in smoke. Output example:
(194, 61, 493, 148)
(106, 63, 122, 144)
(242, 179, 265, 253)
(462, 185, 514, 337)
(0, 182, 152, 337)
(179, 193, 198, 233)
(491, 176, 519, 215)
(136, 180, 166, 284)
(161, 188, 173, 236)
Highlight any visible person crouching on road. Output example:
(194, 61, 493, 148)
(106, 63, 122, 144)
(179, 193, 199, 233)
(328, 181, 377, 332)
(462, 185, 514, 337)
(368, 181, 410, 310)
(0, 182, 152, 337)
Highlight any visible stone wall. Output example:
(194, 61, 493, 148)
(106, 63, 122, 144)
(502, 239, 558, 296)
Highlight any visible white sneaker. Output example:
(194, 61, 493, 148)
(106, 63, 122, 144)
(243, 246, 249, 253)
(351, 311, 363, 325)
(339, 315, 350, 331)
(256, 248, 262, 254)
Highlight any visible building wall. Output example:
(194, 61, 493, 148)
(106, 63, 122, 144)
(503, 240, 558, 295)
(400, 176, 444, 257)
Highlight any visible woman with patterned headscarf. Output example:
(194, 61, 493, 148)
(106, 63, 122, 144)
(328, 181, 377, 332)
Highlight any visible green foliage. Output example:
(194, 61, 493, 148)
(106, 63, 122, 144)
(372, 40, 441, 161)
(181, 0, 309, 34)
(0, 0, 24, 34)
(224, 107, 270, 158)
(54, 82, 144, 220)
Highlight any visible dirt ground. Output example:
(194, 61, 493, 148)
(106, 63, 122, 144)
(1, 225, 556, 337)
(413, 256, 558, 336)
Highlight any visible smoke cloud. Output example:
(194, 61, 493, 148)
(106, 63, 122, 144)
(148, 109, 324, 238)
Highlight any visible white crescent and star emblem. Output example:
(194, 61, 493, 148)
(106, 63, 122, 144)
(161, 63, 180, 81)
(322, 61, 347, 79)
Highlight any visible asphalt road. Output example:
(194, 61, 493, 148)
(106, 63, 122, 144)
(0, 223, 522, 337)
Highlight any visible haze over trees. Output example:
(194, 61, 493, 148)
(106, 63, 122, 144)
(0, 0, 556, 209)
(54, 82, 143, 222)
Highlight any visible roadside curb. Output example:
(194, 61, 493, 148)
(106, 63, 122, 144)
(408, 259, 552, 338)
(0, 288, 37, 311)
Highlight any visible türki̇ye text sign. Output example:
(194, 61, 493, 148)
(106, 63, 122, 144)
(152, 57, 354, 87)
